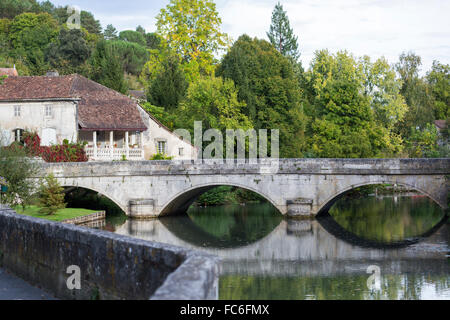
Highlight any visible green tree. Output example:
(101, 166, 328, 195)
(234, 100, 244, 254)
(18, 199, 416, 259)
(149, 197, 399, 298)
(104, 24, 118, 40)
(156, 0, 230, 82)
(426, 60, 449, 120)
(0, 143, 38, 209)
(360, 55, 408, 130)
(147, 52, 188, 111)
(119, 30, 146, 46)
(8, 12, 59, 74)
(38, 173, 66, 215)
(0, 0, 41, 19)
(396, 52, 435, 137)
(267, 2, 300, 62)
(46, 28, 90, 74)
(217, 35, 307, 157)
(304, 50, 402, 158)
(89, 40, 128, 94)
(406, 123, 439, 158)
(80, 10, 102, 35)
(107, 40, 149, 75)
(145, 32, 161, 49)
(136, 25, 145, 35)
(178, 76, 252, 134)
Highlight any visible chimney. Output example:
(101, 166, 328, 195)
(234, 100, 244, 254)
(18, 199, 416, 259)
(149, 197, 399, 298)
(46, 70, 59, 77)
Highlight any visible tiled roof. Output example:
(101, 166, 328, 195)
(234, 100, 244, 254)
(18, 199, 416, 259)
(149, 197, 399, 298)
(0, 74, 147, 131)
(0, 68, 18, 77)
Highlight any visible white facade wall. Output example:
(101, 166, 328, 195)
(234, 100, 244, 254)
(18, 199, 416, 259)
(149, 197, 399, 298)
(137, 105, 198, 160)
(0, 101, 78, 146)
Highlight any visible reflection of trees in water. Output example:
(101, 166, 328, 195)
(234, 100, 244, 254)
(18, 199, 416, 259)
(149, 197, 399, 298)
(219, 274, 450, 300)
(188, 204, 282, 243)
(159, 204, 283, 248)
(328, 196, 445, 242)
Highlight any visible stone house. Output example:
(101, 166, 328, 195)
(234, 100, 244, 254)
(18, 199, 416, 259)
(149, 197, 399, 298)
(0, 72, 197, 161)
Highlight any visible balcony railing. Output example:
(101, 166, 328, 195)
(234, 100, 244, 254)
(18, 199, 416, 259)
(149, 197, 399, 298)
(85, 147, 144, 161)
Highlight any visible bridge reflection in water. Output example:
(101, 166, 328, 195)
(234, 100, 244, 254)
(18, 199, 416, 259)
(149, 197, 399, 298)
(109, 197, 449, 300)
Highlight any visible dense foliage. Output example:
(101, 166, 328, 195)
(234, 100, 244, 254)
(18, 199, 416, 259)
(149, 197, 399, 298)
(0, 0, 447, 160)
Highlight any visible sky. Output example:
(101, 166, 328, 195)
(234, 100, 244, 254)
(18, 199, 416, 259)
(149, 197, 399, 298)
(50, 0, 450, 74)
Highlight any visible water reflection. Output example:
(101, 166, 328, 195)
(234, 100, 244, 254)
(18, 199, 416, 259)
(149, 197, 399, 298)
(107, 196, 449, 300)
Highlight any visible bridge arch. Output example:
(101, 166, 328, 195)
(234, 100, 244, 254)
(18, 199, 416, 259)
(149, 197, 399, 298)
(61, 184, 127, 214)
(159, 182, 282, 216)
(316, 180, 446, 216)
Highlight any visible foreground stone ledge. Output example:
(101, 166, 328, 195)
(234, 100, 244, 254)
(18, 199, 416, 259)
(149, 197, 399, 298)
(0, 208, 219, 300)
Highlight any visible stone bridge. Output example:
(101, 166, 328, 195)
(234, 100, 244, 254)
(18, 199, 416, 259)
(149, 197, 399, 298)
(38, 158, 449, 218)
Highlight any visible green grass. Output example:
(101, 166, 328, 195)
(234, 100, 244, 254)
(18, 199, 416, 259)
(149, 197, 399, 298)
(14, 205, 98, 222)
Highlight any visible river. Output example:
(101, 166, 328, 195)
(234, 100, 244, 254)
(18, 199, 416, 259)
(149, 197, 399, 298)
(102, 194, 449, 300)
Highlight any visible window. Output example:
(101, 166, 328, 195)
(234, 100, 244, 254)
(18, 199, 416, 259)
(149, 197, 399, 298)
(158, 141, 166, 154)
(179, 147, 184, 156)
(45, 105, 53, 118)
(14, 105, 21, 117)
(13, 129, 24, 143)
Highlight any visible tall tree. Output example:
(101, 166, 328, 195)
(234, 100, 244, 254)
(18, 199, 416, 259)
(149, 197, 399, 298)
(156, 0, 230, 82)
(360, 55, 408, 130)
(119, 30, 146, 46)
(395, 52, 435, 137)
(267, 2, 300, 62)
(136, 25, 145, 35)
(107, 40, 149, 75)
(46, 28, 90, 74)
(89, 40, 127, 94)
(8, 12, 59, 74)
(104, 24, 118, 40)
(147, 52, 188, 112)
(217, 35, 307, 157)
(178, 76, 251, 134)
(426, 60, 449, 120)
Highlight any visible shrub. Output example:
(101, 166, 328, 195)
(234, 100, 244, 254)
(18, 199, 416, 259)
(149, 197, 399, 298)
(38, 174, 66, 215)
(22, 132, 88, 162)
(150, 153, 174, 160)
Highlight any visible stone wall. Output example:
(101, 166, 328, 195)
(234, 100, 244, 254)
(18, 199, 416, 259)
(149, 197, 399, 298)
(0, 209, 219, 300)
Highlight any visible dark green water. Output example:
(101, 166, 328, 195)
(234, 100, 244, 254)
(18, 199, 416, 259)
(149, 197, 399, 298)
(107, 195, 449, 300)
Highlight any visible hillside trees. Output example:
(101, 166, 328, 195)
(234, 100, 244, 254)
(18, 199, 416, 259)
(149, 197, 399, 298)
(89, 40, 128, 94)
(46, 28, 90, 74)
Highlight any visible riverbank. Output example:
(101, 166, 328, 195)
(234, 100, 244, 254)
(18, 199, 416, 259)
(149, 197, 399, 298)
(13, 205, 98, 222)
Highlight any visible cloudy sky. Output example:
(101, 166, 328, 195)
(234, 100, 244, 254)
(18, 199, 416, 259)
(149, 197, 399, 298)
(51, 0, 450, 74)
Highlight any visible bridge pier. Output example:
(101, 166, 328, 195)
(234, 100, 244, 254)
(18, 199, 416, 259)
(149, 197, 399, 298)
(286, 198, 314, 218)
(129, 199, 158, 219)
